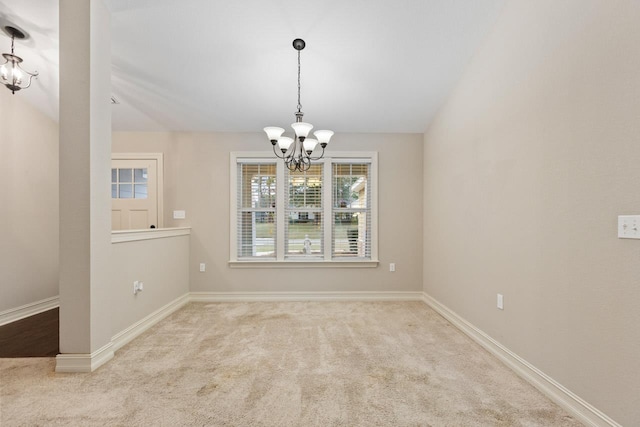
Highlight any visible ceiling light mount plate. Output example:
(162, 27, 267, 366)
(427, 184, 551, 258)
(292, 38, 305, 51)
(2, 25, 28, 40)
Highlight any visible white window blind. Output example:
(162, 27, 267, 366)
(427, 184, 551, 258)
(332, 163, 371, 258)
(231, 152, 377, 265)
(285, 164, 323, 258)
(237, 162, 277, 258)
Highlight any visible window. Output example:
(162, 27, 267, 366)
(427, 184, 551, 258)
(237, 163, 276, 258)
(111, 168, 148, 199)
(286, 164, 323, 258)
(231, 152, 377, 265)
(332, 163, 371, 258)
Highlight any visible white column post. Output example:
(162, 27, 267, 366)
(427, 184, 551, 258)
(57, 0, 113, 372)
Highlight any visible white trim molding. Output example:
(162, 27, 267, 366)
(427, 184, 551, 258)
(111, 293, 190, 352)
(111, 226, 191, 244)
(191, 291, 423, 302)
(55, 342, 114, 373)
(422, 293, 622, 427)
(55, 293, 189, 373)
(0, 296, 59, 327)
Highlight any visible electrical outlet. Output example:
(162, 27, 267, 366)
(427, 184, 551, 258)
(389, 263, 396, 272)
(618, 215, 640, 239)
(134, 281, 144, 295)
(173, 210, 186, 219)
(497, 294, 504, 310)
(199, 263, 206, 272)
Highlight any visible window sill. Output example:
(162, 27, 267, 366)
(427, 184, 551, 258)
(228, 260, 379, 269)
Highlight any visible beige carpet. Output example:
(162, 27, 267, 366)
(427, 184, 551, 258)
(0, 302, 582, 426)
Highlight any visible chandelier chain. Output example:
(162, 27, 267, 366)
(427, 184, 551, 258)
(297, 49, 302, 113)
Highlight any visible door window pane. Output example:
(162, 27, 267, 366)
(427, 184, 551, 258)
(111, 184, 117, 198)
(134, 168, 148, 183)
(119, 183, 133, 199)
(111, 169, 117, 182)
(118, 168, 132, 182)
(134, 184, 148, 199)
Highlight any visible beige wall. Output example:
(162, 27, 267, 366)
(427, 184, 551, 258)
(423, 1, 640, 425)
(113, 132, 423, 293)
(0, 88, 59, 313)
(110, 234, 189, 336)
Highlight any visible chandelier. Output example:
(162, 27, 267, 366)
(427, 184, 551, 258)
(1, 26, 38, 94)
(264, 39, 333, 172)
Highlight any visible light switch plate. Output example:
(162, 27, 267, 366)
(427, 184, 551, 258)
(173, 210, 186, 219)
(618, 215, 640, 239)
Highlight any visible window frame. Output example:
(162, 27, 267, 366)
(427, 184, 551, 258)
(229, 151, 378, 268)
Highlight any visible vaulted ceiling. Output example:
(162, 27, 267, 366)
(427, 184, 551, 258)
(1, 0, 505, 133)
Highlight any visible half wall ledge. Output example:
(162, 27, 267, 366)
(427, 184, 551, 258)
(112, 227, 191, 243)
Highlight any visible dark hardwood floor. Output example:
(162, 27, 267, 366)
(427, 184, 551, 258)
(0, 308, 59, 357)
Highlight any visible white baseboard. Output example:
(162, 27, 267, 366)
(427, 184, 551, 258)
(0, 296, 59, 327)
(190, 291, 424, 302)
(422, 293, 621, 427)
(55, 342, 114, 373)
(111, 293, 190, 352)
(55, 293, 189, 372)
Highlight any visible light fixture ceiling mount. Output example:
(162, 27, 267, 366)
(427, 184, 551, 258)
(1, 25, 38, 94)
(264, 38, 334, 172)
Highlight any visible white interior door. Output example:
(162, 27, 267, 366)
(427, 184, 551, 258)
(111, 158, 158, 230)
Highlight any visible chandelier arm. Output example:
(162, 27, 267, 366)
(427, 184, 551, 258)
(286, 141, 300, 170)
(302, 160, 311, 172)
(300, 155, 311, 172)
(18, 65, 37, 87)
(308, 145, 326, 161)
(272, 143, 287, 159)
(286, 139, 297, 164)
(19, 75, 35, 89)
(286, 157, 300, 172)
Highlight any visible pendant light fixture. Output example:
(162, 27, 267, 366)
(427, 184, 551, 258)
(1, 26, 38, 94)
(264, 39, 333, 172)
